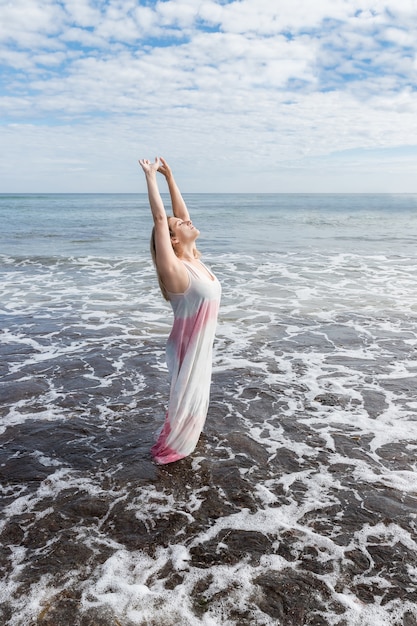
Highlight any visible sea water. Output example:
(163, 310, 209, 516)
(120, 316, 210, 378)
(1, 193, 417, 625)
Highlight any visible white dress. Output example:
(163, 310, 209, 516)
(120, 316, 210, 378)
(151, 260, 221, 464)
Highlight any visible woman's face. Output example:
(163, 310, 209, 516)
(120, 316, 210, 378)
(168, 217, 200, 243)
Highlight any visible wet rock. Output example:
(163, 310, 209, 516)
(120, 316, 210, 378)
(403, 612, 417, 626)
(100, 501, 150, 551)
(299, 545, 334, 575)
(190, 529, 272, 568)
(226, 432, 270, 466)
(377, 442, 417, 471)
(382, 585, 417, 605)
(191, 573, 215, 616)
(196, 485, 238, 521)
(163, 571, 184, 590)
(210, 463, 257, 511)
(381, 376, 417, 394)
(0, 519, 25, 546)
(38, 595, 132, 626)
(1, 378, 51, 404)
(313, 393, 350, 407)
(0, 453, 54, 484)
(0, 602, 12, 625)
(361, 388, 388, 419)
(353, 582, 384, 603)
(26, 531, 94, 579)
(367, 542, 417, 574)
(276, 533, 298, 562)
(269, 447, 304, 473)
(325, 355, 386, 374)
(362, 491, 410, 527)
(279, 417, 323, 447)
(149, 511, 192, 546)
(328, 462, 356, 476)
(36, 589, 80, 625)
(344, 548, 371, 575)
(332, 433, 376, 464)
(254, 569, 342, 624)
(50, 491, 112, 525)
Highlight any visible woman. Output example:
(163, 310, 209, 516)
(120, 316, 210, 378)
(139, 156, 221, 464)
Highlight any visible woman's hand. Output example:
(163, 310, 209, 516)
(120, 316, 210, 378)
(138, 157, 160, 176)
(157, 156, 173, 180)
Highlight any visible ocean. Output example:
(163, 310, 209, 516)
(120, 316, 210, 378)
(1, 192, 417, 626)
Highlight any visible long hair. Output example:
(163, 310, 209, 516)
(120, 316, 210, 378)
(150, 217, 201, 301)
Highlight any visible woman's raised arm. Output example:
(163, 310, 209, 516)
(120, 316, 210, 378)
(158, 157, 190, 222)
(138, 157, 188, 294)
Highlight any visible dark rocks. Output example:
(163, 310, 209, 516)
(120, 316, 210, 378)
(190, 529, 272, 568)
(254, 569, 343, 625)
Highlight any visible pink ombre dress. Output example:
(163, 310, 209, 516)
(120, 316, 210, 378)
(151, 260, 221, 464)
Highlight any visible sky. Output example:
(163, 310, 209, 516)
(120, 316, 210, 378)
(1, 0, 417, 193)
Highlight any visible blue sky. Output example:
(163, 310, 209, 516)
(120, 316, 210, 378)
(1, 0, 416, 192)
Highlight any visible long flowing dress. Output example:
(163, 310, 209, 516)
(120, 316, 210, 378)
(151, 260, 221, 464)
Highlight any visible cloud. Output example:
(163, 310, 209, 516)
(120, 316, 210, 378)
(0, 0, 416, 192)
(64, 0, 102, 28)
(0, 0, 64, 47)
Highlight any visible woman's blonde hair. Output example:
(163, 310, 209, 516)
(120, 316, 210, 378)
(150, 217, 201, 301)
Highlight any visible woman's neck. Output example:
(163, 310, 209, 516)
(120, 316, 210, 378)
(178, 245, 197, 262)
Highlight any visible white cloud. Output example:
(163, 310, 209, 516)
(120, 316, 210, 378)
(157, 0, 200, 28)
(0, 0, 416, 192)
(383, 26, 414, 47)
(0, 48, 33, 71)
(133, 6, 159, 33)
(61, 26, 107, 48)
(63, 0, 102, 28)
(0, 0, 64, 46)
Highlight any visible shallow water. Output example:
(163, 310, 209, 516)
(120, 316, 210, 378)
(1, 194, 417, 625)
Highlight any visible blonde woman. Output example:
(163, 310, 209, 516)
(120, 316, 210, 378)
(139, 157, 221, 464)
